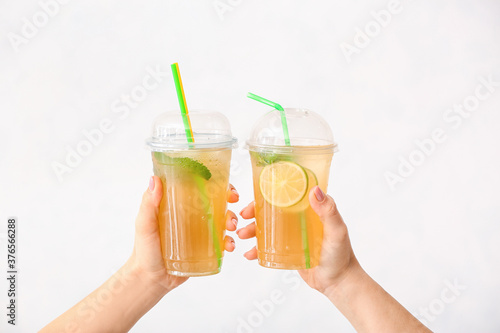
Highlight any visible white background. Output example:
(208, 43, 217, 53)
(1, 0, 500, 332)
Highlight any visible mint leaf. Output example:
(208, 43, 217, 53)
(251, 151, 292, 166)
(154, 152, 212, 180)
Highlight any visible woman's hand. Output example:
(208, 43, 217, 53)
(128, 176, 240, 294)
(41, 177, 240, 333)
(237, 186, 431, 333)
(237, 186, 358, 294)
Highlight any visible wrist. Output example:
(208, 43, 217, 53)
(322, 259, 366, 301)
(123, 256, 171, 298)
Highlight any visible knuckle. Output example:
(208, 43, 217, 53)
(323, 198, 338, 217)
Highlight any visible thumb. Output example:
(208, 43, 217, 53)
(135, 176, 163, 237)
(309, 186, 347, 242)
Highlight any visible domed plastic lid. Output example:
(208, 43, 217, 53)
(246, 108, 337, 152)
(146, 110, 237, 151)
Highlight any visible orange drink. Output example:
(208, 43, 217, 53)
(246, 108, 336, 270)
(153, 149, 232, 276)
(147, 110, 237, 276)
(250, 148, 333, 269)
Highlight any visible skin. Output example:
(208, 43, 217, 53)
(237, 186, 432, 333)
(42, 178, 431, 333)
(40, 176, 240, 333)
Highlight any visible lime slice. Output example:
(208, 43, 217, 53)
(259, 161, 308, 207)
(286, 167, 318, 212)
(153, 152, 212, 180)
(305, 168, 318, 191)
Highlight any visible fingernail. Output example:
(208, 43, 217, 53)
(232, 218, 238, 229)
(231, 187, 239, 196)
(148, 176, 155, 192)
(231, 240, 235, 246)
(236, 229, 241, 235)
(314, 186, 325, 202)
(239, 208, 245, 216)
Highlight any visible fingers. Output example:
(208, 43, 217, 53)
(236, 221, 256, 239)
(224, 235, 236, 252)
(135, 176, 163, 237)
(309, 186, 348, 242)
(238, 202, 257, 260)
(224, 185, 240, 252)
(309, 186, 342, 225)
(227, 184, 239, 203)
(239, 201, 255, 219)
(243, 246, 258, 260)
(226, 210, 238, 232)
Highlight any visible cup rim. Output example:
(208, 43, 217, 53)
(146, 134, 238, 151)
(245, 142, 337, 154)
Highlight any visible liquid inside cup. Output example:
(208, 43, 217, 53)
(153, 148, 232, 276)
(147, 110, 237, 276)
(249, 146, 333, 269)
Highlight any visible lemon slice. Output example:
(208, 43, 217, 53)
(259, 161, 308, 207)
(285, 168, 318, 212)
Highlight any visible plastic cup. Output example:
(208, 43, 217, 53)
(246, 108, 336, 270)
(146, 110, 237, 276)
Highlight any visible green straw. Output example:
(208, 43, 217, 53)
(247, 92, 291, 146)
(300, 211, 310, 269)
(171, 63, 194, 143)
(171, 63, 222, 268)
(247, 92, 310, 268)
(194, 176, 222, 266)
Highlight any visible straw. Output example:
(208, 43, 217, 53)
(171, 63, 222, 268)
(247, 92, 290, 146)
(247, 92, 311, 269)
(171, 63, 194, 143)
(194, 176, 222, 266)
(300, 211, 310, 269)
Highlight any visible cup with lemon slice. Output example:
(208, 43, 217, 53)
(246, 108, 336, 270)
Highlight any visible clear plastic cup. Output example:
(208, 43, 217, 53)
(246, 108, 337, 270)
(146, 110, 237, 276)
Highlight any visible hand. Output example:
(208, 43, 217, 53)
(238, 187, 431, 332)
(40, 177, 240, 333)
(237, 186, 358, 295)
(128, 176, 240, 294)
